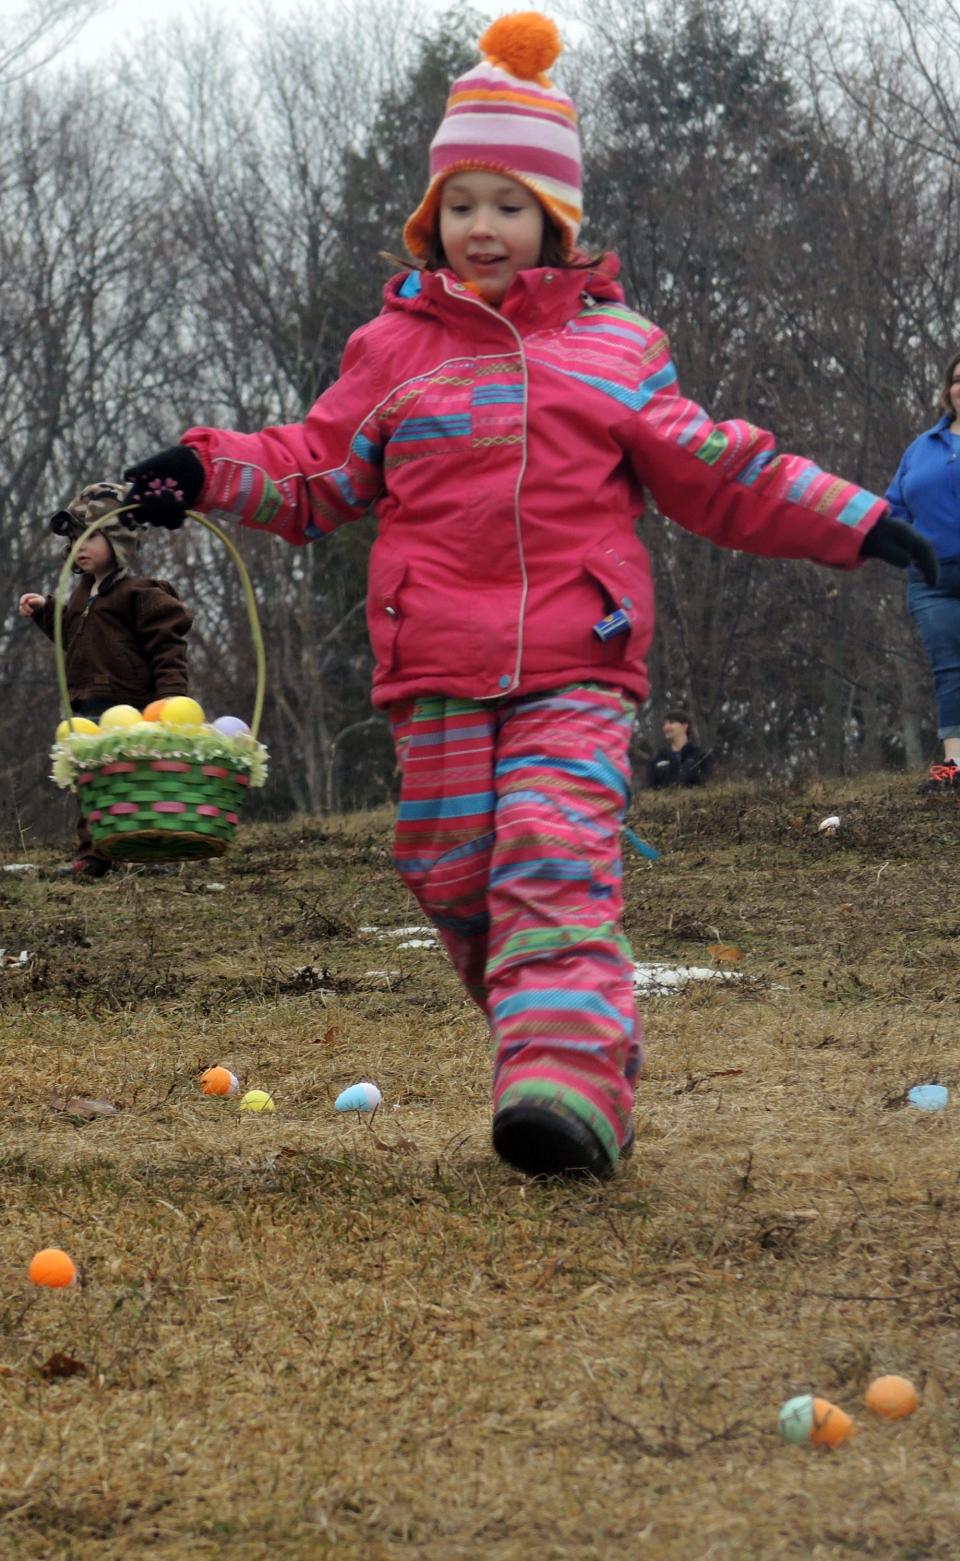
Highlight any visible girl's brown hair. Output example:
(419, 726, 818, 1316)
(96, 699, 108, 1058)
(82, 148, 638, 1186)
(938, 352, 960, 414)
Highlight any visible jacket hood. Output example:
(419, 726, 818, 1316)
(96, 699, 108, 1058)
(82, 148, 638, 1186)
(381, 253, 625, 323)
(49, 481, 142, 575)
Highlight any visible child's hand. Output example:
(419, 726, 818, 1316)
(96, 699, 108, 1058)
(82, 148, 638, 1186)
(860, 516, 938, 586)
(19, 593, 45, 618)
(122, 445, 205, 530)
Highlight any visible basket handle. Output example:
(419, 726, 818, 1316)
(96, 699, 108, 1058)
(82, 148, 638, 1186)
(53, 505, 266, 740)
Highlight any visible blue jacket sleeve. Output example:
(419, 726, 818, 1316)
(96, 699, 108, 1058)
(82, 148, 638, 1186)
(884, 448, 912, 522)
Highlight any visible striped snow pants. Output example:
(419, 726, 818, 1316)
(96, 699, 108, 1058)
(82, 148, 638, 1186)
(388, 684, 643, 1161)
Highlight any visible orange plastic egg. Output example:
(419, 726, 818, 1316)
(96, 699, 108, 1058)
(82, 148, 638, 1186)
(865, 1375, 919, 1420)
(809, 1397, 855, 1447)
(200, 1066, 239, 1098)
(142, 699, 169, 722)
(28, 1248, 78, 1288)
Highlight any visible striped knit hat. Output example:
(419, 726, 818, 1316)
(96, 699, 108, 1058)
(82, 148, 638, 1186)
(403, 12, 582, 262)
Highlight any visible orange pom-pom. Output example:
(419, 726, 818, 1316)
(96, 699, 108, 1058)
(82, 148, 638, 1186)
(28, 1248, 78, 1288)
(479, 12, 562, 83)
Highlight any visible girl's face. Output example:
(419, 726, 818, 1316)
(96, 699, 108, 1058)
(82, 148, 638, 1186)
(74, 531, 115, 580)
(438, 171, 545, 304)
(950, 363, 960, 423)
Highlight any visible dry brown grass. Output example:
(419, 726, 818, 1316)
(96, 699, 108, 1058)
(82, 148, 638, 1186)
(1, 775, 959, 1558)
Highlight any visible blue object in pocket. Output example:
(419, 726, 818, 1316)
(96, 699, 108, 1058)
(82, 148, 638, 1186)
(593, 608, 631, 642)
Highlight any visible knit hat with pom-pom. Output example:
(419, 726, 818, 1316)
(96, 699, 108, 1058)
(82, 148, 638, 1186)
(403, 12, 582, 261)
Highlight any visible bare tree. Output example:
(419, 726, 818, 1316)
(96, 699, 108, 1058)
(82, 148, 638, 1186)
(4, 0, 958, 847)
(806, 0, 960, 170)
(114, 3, 465, 812)
(0, 63, 196, 840)
(0, 0, 104, 83)
(582, 0, 953, 774)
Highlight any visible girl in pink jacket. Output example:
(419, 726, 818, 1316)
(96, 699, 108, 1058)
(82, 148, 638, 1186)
(123, 12, 934, 1181)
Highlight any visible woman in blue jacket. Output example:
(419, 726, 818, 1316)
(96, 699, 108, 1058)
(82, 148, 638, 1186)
(887, 352, 960, 791)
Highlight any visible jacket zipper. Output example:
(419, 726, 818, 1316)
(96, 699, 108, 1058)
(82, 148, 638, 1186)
(439, 274, 529, 698)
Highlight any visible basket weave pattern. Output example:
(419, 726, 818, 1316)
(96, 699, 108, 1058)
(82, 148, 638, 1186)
(77, 758, 250, 861)
(53, 506, 267, 864)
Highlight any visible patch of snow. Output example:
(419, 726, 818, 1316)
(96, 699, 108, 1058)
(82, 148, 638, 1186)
(633, 962, 743, 995)
(360, 925, 436, 937)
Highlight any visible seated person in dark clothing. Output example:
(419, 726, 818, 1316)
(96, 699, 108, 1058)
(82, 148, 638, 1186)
(646, 708, 713, 787)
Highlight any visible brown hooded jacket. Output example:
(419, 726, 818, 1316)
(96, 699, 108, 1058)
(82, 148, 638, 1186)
(33, 482, 192, 707)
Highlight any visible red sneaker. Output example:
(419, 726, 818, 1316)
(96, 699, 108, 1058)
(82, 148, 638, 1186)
(71, 856, 112, 881)
(917, 760, 960, 795)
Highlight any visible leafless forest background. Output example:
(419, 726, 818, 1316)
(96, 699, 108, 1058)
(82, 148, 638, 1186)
(2, 0, 959, 841)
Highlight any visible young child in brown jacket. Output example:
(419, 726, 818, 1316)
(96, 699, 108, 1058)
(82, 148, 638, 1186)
(19, 482, 193, 879)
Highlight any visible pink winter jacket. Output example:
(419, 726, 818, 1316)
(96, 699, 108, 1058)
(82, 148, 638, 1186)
(182, 258, 887, 708)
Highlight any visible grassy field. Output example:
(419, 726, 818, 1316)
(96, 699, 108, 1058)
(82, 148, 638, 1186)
(1, 774, 959, 1558)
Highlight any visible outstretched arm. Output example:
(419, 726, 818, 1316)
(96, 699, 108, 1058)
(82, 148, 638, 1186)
(616, 328, 922, 574)
(123, 328, 388, 543)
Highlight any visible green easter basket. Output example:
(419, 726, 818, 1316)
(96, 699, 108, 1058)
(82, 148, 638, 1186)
(52, 508, 267, 862)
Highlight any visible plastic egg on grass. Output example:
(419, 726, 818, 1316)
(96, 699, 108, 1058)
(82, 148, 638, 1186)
(908, 1084, 948, 1112)
(334, 1082, 382, 1114)
(161, 695, 205, 727)
(212, 715, 251, 738)
(56, 717, 99, 740)
(778, 1394, 854, 1447)
(865, 1375, 919, 1419)
(142, 699, 169, 722)
(28, 1248, 78, 1288)
(99, 704, 142, 730)
(239, 1089, 275, 1114)
(778, 1395, 815, 1444)
(200, 1066, 239, 1098)
(811, 1398, 855, 1447)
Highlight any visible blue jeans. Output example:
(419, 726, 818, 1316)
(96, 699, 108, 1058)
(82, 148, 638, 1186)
(908, 560, 960, 739)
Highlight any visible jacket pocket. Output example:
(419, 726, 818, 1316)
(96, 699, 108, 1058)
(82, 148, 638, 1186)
(582, 534, 654, 655)
(367, 543, 407, 674)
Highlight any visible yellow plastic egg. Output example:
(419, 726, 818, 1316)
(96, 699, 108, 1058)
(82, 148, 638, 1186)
(55, 717, 99, 740)
(161, 696, 205, 727)
(239, 1089, 275, 1114)
(98, 705, 142, 730)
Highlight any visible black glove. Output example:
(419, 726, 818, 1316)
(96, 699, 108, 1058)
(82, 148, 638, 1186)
(122, 445, 205, 530)
(859, 516, 939, 587)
